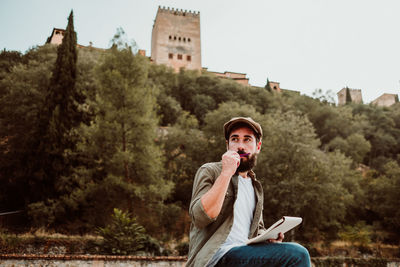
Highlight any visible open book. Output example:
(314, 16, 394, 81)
(247, 216, 302, 244)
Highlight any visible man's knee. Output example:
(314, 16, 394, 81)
(284, 242, 311, 265)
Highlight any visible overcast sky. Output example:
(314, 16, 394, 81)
(1, 0, 399, 103)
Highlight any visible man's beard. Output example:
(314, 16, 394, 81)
(237, 150, 258, 173)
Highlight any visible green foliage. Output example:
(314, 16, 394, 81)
(0, 45, 57, 211)
(339, 221, 372, 247)
(161, 112, 207, 207)
(256, 111, 361, 241)
(3, 19, 400, 245)
(97, 208, 146, 255)
(30, 29, 175, 234)
(368, 161, 400, 239)
(327, 133, 371, 164)
(26, 11, 91, 227)
(312, 88, 335, 104)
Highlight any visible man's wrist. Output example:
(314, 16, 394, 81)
(219, 170, 234, 181)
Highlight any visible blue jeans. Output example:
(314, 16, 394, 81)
(215, 242, 311, 267)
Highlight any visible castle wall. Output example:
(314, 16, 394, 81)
(151, 6, 201, 72)
(371, 93, 399, 107)
(207, 71, 249, 85)
(337, 87, 363, 105)
(350, 89, 363, 104)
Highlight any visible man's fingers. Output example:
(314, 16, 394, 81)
(267, 232, 284, 243)
(278, 232, 284, 241)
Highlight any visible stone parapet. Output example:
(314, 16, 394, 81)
(1, 254, 400, 267)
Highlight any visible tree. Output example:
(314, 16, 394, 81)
(0, 45, 57, 213)
(265, 78, 272, 92)
(27, 10, 88, 206)
(369, 161, 400, 239)
(326, 133, 371, 164)
(255, 111, 360, 241)
(345, 87, 352, 104)
(31, 32, 174, 233)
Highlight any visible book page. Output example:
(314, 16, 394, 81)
(247, 216, 302, 245)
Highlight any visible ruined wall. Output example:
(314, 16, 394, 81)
(151, 6, 201, 72)
(371, 93, 399, 107)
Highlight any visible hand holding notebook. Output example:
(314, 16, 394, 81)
(247, 216, 302, 244)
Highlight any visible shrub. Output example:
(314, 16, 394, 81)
(338, 221, 372, 247)
(97, 208, 146, 255)
(176, 241, 189, 256)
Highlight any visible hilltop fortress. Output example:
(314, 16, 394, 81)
(46, 6, 398, 107)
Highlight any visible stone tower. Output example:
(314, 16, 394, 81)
(151, 6, 201, 72)
(337, 87, 363, 105)
(46, 28, 66, 45)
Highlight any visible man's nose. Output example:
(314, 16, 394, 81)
(236, 143, 245, 151)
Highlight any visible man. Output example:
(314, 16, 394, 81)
(187, 117, 311, 267)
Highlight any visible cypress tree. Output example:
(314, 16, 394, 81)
(345, 87, 352, 104)
(46, 10, 85, 145)
(265, 78, 272, 92)
(29, 10, 86, 207)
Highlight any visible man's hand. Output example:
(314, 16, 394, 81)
(267, 232, 284, 243)
(221, 150, 240, 177)
(200, 150, 240, 219)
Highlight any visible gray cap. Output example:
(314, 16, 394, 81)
(223, 117, 263, 140)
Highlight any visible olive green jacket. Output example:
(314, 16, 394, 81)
(187, 162, 266, 267)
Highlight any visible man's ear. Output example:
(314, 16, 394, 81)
(226, 140, 229, 151)
(257, 140, 262, 152)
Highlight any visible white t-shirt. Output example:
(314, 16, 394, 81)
(207, 175, 256, 267)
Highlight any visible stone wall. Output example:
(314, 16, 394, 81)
(1, 255, 400, 267)
(371, 93, 399, 107)
(0, 255, 186, 267)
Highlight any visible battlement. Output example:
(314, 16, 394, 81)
(151, 5, 202, 72)
(158, 6, 200, 17)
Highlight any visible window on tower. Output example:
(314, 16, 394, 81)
(187, 55, 191, 61)
(169, 53, 173, 59)
(177, 54, 183, 60)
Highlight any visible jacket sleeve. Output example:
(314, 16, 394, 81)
(257, 211, 267, 235)
(189, 164, 219, 229)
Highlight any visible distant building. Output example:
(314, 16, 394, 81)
(45, 27, 102, 50)
(371, 93, 399, 107)
(337, 87, 363, 105)
(204, 69, 249, 85)
(266, 80, 281, 92)
(151, 6, 202, 72)
(46, 28, 66, 45)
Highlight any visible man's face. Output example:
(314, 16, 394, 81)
(227, 127, 262, 172)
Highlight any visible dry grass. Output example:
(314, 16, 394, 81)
(16, 228, 101, 241)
